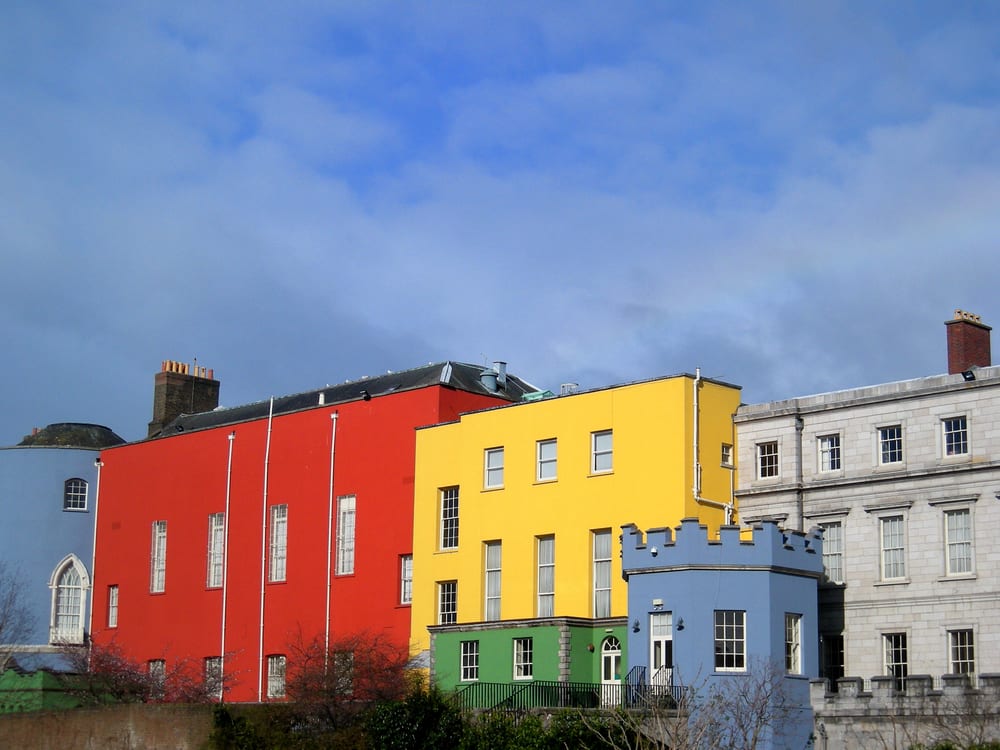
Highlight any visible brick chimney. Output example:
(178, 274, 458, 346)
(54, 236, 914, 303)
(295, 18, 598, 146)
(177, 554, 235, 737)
(148, 360, 220, 437)
(945, 310, 991, 375)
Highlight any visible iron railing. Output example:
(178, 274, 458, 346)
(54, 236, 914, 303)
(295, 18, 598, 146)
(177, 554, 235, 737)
(455, 679, 686, 712)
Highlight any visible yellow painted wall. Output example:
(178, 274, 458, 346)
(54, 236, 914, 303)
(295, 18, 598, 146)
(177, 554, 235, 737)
(410, 375, 741, 656)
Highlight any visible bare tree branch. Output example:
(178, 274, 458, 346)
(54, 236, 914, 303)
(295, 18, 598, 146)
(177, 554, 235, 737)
(0, 560, 35, 673)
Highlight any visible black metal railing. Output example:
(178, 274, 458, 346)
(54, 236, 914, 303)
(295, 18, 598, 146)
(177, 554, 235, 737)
(455, 679, 686, 712)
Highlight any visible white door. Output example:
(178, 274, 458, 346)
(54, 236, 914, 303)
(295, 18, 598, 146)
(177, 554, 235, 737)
(650, 612, 673, 688)
(601, 636, 622, 706)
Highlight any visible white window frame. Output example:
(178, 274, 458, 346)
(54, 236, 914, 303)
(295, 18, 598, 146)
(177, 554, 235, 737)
(63, 478, 88, 511)
(944, 507, 973, 576)
(650, 611, 673, 679)
(439, 487, 459, 550)
(785, 613, 802, 674)
(399, 554, 413, 605)
(438, 580, 457, 625)
(942, 415, 969, 457)
(818, 434, 841, 472)
(460, 640, 479, 682)
(880, 514, 906, 581)
(593, 530, 611, 618)
(878, 425, 904, 465)
(756, 441, 779, 479)
(820, 520, 844, 584)
(107, 584, 119, 628)
(720, 443, 733, 467)
(591, 430, 613, 474)
(513, 637, 533, 680)
(484, 447, 504, 489)
(148, 659, 166, 699)
(207, 512, 225, 588)
(49, 554, 89, 644)
(266, 654, 286, 698)
(536, 535, 555, 618)
(714, 610, 746, 672)
(883, 632, 908, 688)
(150, 520, 167, 593)
(204, 656, 223, 700)
(536, 438, 557, 481)
(948, 628, 975, 675)
(269, 504, 288, 582)
(336, 494, 356, 576)
(484, 541, 502, 621)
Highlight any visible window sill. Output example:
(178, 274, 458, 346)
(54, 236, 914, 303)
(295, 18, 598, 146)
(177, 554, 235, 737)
(62, 508, 89, 513)
(533, 478, 557, 486)
(874, 578, 910, 587)
(938, 573, 976, 582)
(588, 470, 614, 478)
(481, 486, 504, 492)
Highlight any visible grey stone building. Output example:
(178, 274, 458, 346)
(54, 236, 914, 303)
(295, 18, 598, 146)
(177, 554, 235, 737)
(734, 311, 1000, 689)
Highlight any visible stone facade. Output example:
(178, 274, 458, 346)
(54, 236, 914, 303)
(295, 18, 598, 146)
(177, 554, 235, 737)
(735, 362, 1000, 691)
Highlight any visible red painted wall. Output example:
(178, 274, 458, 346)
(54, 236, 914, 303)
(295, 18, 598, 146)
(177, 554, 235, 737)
(91, 384, 505, 702)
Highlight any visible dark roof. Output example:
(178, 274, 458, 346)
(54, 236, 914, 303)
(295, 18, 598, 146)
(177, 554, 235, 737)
(157, 362, 539, 436)
(16, 423, 126, 449)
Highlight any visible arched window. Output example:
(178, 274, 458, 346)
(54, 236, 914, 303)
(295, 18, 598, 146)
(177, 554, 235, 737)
(49, 555, 90, 644)
(64, 478, 88, 511)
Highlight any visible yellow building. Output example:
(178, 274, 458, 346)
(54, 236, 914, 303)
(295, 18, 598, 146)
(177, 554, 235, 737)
(410, 372, 742, 699)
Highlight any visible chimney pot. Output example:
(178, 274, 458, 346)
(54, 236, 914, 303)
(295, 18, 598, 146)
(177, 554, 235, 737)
(946, 310, 991, 375)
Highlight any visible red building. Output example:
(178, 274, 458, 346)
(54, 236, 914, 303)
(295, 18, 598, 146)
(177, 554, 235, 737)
(90, 360, 534, 702)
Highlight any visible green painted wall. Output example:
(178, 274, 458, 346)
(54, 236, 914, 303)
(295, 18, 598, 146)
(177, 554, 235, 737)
(0, 671, 81, 713)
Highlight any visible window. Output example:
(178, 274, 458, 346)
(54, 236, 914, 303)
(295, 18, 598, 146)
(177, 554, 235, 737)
(484, 541, 501, 621)
(537, 535, 555, 617)
(822, 634, 845, 683)
(148, 659, 166, 699)
(592, 530, 611, 618)
(207, 512, 225, 588)
(883, 633, 908, 689)
(150, 520, 167, 593)
(332, 651, 355, 695)
(721, 443, 733, 467)
(440, 487, 459, 550)
(821, 521, 844, 584)
(818, 434, 841, 472)
(107, 584, 119, 628)
(513, 637, 533, 680)
(591, 430, 613, 474)
(269, 504, 288, 582)
(880, 515, 906, 580)
(945, 508, 973, 575)
(267, 654, 286, 698)
(949, 629, 975, 675)
(438, 581, 457, 625)
(484, 448, 504, 488)
(537, 439, 557, 481)
(63, 478, 88, 511)
(399, 554, 413, 605)
(204, 656, 223, 700)
(756, 441, 779, 478)
(785, 614, 802, 674)
(50, 557, 87, 644)
(336, 495, 356, 575)
(943, 416, 968, 457)
(460, 641, 479, 682)
(714, 610, 746, 671)
(879, 425, 903, 464)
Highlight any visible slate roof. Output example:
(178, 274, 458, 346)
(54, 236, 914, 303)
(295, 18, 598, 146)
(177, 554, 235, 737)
(157, 361, 539, 437)
(16, 423, 126, 449)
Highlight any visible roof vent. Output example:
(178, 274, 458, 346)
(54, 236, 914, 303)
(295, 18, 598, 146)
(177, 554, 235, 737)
(560, 383, 579, 396)
(480, 368, 498, 392)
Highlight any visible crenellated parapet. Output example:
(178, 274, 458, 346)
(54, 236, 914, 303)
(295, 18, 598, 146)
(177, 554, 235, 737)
(621, 517, 824, 580)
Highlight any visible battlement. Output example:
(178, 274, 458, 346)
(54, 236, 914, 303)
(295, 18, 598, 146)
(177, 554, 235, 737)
(621, 517, 823, 579)
(810, 674, 1000, 748)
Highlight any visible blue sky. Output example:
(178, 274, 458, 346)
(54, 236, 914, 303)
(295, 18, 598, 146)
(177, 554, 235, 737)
(2, 2, 999, 445)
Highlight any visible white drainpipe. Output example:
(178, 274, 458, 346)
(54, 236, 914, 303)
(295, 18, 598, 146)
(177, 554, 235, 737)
(220, 430, 235, 700)
(692, 368, 735, 525)
(257, 397, 274, 702)
(325, 411, 339, 667)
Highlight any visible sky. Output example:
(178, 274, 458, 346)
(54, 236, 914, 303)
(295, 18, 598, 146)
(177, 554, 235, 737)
(2, 1, 999, 445)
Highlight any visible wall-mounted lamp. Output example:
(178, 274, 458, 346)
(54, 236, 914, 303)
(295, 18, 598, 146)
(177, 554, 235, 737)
(650, 546, 658, 556)
(676, 617, 684, 631)
(962, 370, 977, 382)
(632, 619, 641, 633)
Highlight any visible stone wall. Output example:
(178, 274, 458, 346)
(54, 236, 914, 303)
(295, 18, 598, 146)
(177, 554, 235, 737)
(0, 703, 214, 750)
(811, 674, 1000, 750)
